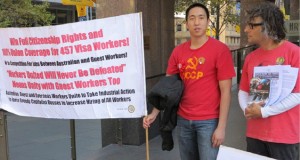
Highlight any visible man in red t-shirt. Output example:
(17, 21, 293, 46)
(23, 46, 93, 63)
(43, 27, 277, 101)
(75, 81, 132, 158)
(143, 3, 235, 160)
(238, 2, 299, 160)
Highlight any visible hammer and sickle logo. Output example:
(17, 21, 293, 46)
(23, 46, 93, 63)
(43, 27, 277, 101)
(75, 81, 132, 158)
(186, 57, 198, 70)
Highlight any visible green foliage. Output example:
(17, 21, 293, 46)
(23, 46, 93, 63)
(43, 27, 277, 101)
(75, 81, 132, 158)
(175, 0, 240, 39)
(175, 0, 206, 14)
(0, 0, 55, 27)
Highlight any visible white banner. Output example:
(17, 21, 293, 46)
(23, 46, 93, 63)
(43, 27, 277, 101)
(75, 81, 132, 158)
(217, 145, 276, 160)
(0, 13, 146, 119)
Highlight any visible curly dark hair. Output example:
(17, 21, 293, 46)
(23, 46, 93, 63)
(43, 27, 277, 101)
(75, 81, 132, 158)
(247, 2, 286, 43)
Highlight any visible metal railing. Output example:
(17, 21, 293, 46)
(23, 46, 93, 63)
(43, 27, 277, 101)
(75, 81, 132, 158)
(231, 45, 257, 83)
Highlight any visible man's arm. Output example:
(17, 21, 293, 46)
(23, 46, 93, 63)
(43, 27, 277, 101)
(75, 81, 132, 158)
(261, 93, 300, 118)
(143, 74, 173, 129)
(238, 90, 248, 114)
(212, 79, 232, 147)
(239, 89, 300, 119)
(143, 107, 160, 128)
(244, 93, 300, 119)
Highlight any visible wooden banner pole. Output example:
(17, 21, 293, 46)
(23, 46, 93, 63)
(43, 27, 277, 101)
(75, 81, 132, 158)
(146, 128, 150, 160)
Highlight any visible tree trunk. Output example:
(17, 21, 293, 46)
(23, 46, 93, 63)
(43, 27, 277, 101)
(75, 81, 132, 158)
(290, 0, 299, 20)
(216, 5, 220, 40)
(289, 0, 299, 44)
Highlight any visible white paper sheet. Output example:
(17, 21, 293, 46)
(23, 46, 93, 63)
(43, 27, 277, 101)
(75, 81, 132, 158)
(217, 145, 276, 160)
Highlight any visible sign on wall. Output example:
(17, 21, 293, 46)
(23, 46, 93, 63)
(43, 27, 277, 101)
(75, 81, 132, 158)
(285, 20, 299, 36)
(62, 0, 95, 7)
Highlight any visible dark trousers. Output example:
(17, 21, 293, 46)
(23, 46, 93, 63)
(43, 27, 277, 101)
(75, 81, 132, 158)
(247, 137, 299, 160)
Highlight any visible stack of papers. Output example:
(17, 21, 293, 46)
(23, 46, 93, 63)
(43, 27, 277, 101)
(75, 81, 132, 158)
(248, 65, 298, 106)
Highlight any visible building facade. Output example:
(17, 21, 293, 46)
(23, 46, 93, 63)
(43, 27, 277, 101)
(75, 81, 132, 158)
(33, 0, 95, 25)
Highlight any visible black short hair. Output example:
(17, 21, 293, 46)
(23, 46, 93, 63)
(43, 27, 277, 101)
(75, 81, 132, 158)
(185, 3, 210, 21)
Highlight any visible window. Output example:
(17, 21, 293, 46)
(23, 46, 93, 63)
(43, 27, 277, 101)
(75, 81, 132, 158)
(177, 24, 182, 31)
(176, 39, 181, 45)
(211, 7, 216, 16)
(50, 9, 74, 25)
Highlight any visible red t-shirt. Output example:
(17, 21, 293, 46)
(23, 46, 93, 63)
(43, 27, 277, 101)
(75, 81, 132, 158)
(167, 37, 236, 120)
(239, 41, 300, 143)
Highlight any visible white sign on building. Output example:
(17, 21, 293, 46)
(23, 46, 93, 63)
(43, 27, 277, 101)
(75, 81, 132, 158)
(285, 20, 300, 36)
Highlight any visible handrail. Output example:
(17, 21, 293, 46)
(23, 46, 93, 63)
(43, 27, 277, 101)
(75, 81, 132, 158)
(146, 73, 165, 80)
(231, 44, 257, 52)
